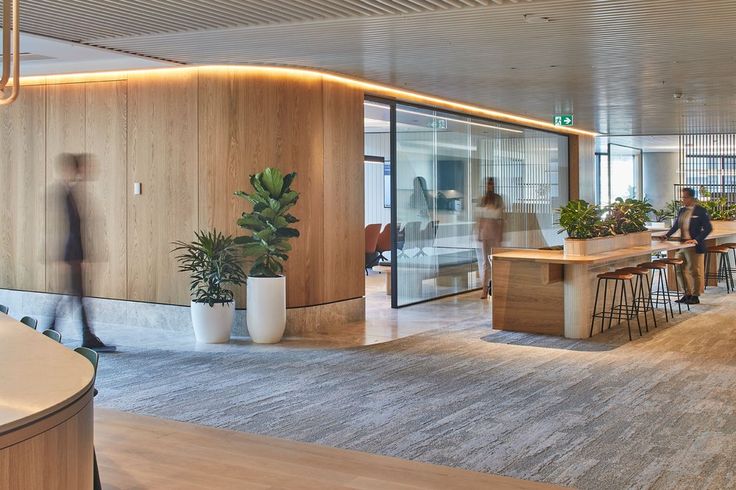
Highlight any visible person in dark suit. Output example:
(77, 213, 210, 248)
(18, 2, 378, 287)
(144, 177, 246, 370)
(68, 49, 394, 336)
(51, 153, 115, 352)
(660, 187, 713, 304)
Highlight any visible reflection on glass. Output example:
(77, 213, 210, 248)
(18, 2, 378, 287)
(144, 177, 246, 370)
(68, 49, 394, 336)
(607, 144, 642, 203)
(597, 154, 610, 205)
(394, 104, 569, 307)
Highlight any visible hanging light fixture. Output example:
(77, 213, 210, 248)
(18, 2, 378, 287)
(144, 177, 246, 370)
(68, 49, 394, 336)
(0, 0, 19, 106)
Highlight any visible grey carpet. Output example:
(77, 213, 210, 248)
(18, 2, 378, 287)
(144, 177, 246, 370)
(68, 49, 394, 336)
(96, 301, 736, 490)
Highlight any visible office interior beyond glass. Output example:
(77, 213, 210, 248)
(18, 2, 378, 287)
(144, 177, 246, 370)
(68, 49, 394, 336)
(394, 103, 569, 306)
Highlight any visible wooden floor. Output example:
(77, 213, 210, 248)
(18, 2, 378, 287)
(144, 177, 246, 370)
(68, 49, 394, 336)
(95, 408, 560, 490)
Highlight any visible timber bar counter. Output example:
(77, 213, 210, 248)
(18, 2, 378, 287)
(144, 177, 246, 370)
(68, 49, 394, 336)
(490, 222, 736, 338)
(0, 313, 95, 489)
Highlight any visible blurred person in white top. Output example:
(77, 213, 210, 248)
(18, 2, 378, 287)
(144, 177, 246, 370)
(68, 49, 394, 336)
(475, 177, 504, 299)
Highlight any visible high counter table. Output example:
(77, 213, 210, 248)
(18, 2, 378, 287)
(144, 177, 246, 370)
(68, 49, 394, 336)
(490, 221, 736, 339)
(0, 313, 95, 489)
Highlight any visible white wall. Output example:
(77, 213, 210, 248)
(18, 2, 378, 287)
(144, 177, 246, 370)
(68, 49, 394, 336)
(643, 152, 679, 209)
(365, 133, 391, 225)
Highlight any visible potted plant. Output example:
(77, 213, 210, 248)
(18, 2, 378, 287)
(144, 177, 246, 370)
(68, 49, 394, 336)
(235, 168, 300, 344)
(172, 230, 247, 343)
(653, 200, 680, 227)
(558, 200, 614, 255)
(605, 197, 654, 248)
(701, 196, 736, 221)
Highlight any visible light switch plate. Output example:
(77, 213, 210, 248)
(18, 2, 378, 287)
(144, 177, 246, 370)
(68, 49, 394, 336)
(134, 182, 142, 195)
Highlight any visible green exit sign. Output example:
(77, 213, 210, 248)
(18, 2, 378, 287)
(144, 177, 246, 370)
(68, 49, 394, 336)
(553, 114, 574, 127)
(427, 118, 448, 130)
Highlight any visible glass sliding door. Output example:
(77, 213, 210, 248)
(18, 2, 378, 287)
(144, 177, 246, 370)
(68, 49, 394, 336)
(607, 144, 643, 201)
(393, 102, 569, 307)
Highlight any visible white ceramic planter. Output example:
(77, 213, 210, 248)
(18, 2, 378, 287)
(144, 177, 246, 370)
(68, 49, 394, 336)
(247, 276, 286, 344)
(190, 300, 235, 343)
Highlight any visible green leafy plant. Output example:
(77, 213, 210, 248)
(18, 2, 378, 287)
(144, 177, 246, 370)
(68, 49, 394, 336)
(172, 230, 247, 306)
(557, 200, 606, 239)
(605, 197, 653, 234)
(700, 196, 736, 221)
(235, 168, 300, 277)
(653, 200, 680, 222)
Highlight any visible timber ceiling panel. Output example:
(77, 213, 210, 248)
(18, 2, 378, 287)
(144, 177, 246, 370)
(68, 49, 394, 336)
(7, 0, 736, 135)
(9, 0, 533, 40)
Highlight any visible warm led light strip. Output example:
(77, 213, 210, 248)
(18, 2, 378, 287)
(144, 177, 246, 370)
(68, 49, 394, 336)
(18, 64, 598, 136)
(0, 0, 19, 106)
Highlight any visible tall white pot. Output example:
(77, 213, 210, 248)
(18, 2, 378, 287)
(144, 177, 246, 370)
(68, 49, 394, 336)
(190, 301, 234, 343)
(247, 276, 286, 344)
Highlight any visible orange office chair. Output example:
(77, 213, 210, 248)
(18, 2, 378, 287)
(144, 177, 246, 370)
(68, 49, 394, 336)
(365, 224, 382, 274)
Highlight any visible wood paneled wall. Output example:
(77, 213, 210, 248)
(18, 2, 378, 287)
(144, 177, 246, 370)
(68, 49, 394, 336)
(127, 71, 199, 305)
(197, 69, 364, 307)
(322, 80, 365, 304)
(0, 86, 46, 292)
(0, 68, 365, 308)
(570, 134, 596, 202)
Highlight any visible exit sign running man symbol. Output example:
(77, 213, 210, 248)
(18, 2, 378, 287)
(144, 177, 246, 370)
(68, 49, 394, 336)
(554, 114, 574, 127)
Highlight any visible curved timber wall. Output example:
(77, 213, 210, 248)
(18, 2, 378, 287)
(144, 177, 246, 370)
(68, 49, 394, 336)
(0, 67, 365, 308)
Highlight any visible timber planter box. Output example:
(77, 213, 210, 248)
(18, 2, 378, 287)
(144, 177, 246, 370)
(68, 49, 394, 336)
(564, 230, 652, 257)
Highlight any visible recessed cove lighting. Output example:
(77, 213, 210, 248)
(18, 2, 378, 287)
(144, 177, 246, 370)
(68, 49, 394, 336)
(523, 14, 552, 24)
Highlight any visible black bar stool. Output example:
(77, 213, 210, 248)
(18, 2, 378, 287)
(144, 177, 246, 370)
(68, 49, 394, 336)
(616, 266, 656, 332)
(637, 261, 672, 322)
(590, 270, 639, 341)
(720, 242, 736, 285)
(653, 257, 690, 314)
(704, 246, 734, 293)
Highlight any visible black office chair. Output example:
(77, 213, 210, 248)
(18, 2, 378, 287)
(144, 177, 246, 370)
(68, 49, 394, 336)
(20, 316, 38, 329)
(42, 329, 63, 343)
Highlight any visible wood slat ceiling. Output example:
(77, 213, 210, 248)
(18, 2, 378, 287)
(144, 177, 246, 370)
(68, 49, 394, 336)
(6, 0, 736, 135)
(8, 0, 533, 40)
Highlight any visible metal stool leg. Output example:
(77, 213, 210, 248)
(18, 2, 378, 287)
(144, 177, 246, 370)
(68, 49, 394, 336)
(723, 254, 734, 293)
(658, 269, 671, 322)
(607, 279, 618, 332)
(590, 278, 603, 338)
(629, 278, 643, 337)
(636, 275, 649, 333)
(621, 280, 632, 341)
(647, 271, 658, 328)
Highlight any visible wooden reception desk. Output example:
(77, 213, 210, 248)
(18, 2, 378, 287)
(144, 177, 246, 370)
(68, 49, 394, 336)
(491, 222, 736, 338)
(0, 314, 95, 489)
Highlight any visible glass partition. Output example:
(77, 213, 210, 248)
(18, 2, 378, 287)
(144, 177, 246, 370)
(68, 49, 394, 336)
(607, 144, 643, 202)
(393, 103, 569, 307)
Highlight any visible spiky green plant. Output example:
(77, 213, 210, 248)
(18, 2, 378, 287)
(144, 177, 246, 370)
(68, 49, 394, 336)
(235, 168, 300, 277)
(172, 230, 247, 306)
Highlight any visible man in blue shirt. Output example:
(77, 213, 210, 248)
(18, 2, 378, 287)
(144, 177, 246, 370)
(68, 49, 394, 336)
(660, 187, 713, 304)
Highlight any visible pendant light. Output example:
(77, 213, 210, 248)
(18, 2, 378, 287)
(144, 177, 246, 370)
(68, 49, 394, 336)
(0, 0, 19, 106)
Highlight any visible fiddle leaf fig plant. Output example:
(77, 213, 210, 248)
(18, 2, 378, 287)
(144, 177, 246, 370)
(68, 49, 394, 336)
(172, 230, 247, 306)
(235, 168, 300, 277)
